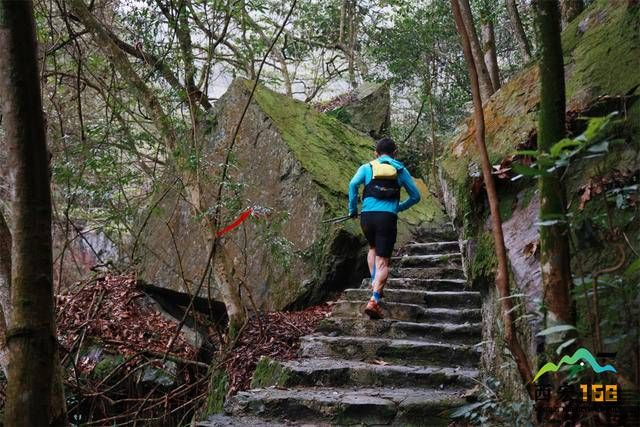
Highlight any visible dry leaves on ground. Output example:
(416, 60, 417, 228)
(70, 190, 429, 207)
(56, 274, 196, 373)
(223, 304, 331, 394)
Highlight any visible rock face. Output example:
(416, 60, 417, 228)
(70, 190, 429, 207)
(330, 81, 391, 139)
(439, 0, 640, 402)
(137, 79, 441, 311)
(200, 223, 482, 426)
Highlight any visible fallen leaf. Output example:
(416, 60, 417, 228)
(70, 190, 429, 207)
(523, 240, 539, 259)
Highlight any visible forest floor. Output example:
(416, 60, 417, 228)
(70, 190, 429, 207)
(0, 274, 332, 423)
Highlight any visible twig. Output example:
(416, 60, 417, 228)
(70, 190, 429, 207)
(591, 242, 626, 353)
(74, 288, 105, 366)
(160, 0, 298, 363)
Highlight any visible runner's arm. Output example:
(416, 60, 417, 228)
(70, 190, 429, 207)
(397, 169, 421, 212)
(348, 165, 366, 215)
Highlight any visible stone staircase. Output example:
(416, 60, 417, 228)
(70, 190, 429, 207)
(202, 226, 482, 426)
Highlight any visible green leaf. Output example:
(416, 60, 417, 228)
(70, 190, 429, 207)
(536, 324, 576, 337)
(512, 163, 543, 177)
(549, 138, 583, 157)
(579, 112, 618, 142)
(587, 140, 610, 153)
(556, 337, 577, 354)
(450, 401, 485, 418)
(535, 219, 566, 226)
(625, 258, 640, 277)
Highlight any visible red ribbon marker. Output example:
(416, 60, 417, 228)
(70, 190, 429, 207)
(215, 207, 253, 237)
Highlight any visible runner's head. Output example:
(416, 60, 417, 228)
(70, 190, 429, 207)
(375, 137, 397, 158)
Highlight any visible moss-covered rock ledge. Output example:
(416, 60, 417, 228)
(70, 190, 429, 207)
(137, 79, 443, 311)
(439, 0, 640, 403)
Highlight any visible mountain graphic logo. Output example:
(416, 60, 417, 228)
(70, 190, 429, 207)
(533, 347, 617, 382)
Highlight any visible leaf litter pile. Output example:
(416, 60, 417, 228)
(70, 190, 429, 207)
(48, 274, 331, 424)
(223, 304, 331, 394)
(57, 274, 196, 368)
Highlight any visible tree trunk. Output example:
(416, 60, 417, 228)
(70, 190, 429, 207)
(535, 0, 575, 332)
(481, 16, 501, 90)
(213, 255, 245, 342)
(561, 0, 584, 28)
(0, 1, 66, 424)
(505, 0, 533, 62)
(0, 211, 11, 377)
(347, 0, 358, 88)
(457, 0, 495, 101)
(67, 0, 177, 154)
(451, 0, 535, 399)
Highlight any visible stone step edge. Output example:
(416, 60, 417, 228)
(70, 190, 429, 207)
(333, 299, 482, 313)
(226, 386, 469, 422)
(280, 357, 481, 378)
(391, 253, 462, 261)
(404, 240, 466, 247)
(344, 288, 480, 297)
(300, 334, 481, 352)
(317, 317, 483, 331)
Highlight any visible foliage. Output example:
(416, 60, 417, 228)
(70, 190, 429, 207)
(250, 357, 290, 389)
(512, 113, 621, 182)
(205, 369, 229, 415)
(451, 377, 534, 426)
(469, 231, 498, 289)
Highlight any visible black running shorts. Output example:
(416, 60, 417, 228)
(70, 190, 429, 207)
(360, 212, 398, 258)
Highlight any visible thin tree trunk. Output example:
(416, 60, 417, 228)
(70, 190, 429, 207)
(451, 0, 535, 399)
(505, 0, 533, 62)
(0, 211, 11, 377)
(457, 0, 495, 101)
(535, 0, 574, 331)
(67, 0, 177, 154)
(347, 0, 358, 88)
(561, 0, 584, 28)
(481, 16, 501, 90)
(212, 255, 245, 340)
(0, 1, 66, 424)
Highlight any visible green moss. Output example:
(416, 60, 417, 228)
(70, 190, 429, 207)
(441, 0, 640, 194)
(245, 79, 445, 225)
(250, 356, 290, 389)
(326, 106, 353, 125)
(246, 80, 372, 217)
(563, 1, 640, 101)
(92, 353, 124, 380)
(520, 187, 537, 209)
(499, 192, 516, 222)
(205, 368, 228, 415)
(470, 232, 498, 289)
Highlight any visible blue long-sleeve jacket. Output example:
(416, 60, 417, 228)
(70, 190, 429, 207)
(348, 155, 421, 215)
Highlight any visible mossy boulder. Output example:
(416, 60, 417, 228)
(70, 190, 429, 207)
(441, 0, 640, 397)
(327, 81, 392, 139)
(137, 79, 443, 311)
(441, 0, 640, 193)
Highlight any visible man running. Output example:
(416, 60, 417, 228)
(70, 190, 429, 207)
(348, 137, 421, 319)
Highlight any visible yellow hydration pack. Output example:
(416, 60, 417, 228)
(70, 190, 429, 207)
(363, 159, 401, 200)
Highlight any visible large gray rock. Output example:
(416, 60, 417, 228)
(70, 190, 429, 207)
(330, 81, 391, 139)
(136, 79, 438, 311)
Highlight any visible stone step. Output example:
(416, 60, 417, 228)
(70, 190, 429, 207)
(391, 253, 462, 269)
(299, 335, 480, 367)
(259, 357, 479, 389)
(362, 277, 467, 292)
(402, 241, 461, 256)
(391, 267, 465, 280)
(343, 288, 480, 308)
(315, 318, 482, 345)
(224, 386, 467, 426)
(413, 225, 458, 242)
(331, 300, 482, 323)
(198, 415, 293, 427)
